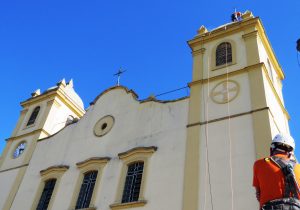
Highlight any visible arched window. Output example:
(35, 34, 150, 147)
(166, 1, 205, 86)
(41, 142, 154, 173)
(36, 179, 56, 210)
(122, 161, 144, 203)
(216, 42, 232, 66)
(75, 171, 98, 209)
(27, 106, 40, 126)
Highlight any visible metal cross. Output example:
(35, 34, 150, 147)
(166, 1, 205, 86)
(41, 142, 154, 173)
(114, 68, 126, 86)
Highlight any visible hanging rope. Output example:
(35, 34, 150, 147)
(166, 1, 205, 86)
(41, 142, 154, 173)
(225, 31, 234, 210)
(201, 33, 214, 210)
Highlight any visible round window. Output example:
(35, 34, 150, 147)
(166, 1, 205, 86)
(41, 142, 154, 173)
(13, 142, 27, 159)
(93, 115, 114, 137)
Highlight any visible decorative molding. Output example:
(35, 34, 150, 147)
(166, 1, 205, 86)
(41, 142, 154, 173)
(0, 164, 29, 173)
(192, 48, 206, 56)
(242, 30, 258, 40)
(76, 157, 111, 169)
(110, 200, 147, 210)
(118, 146, 158, 160)
(187, 107, 269, 128)
(6, 129, 49, 142)
(210, 80, 240, 104)
(188, 63, 264, 86)
(40, 165, 69, 177)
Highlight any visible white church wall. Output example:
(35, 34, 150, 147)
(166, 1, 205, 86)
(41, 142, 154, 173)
(42, 97, 81, 134)
(11, 88, 188, 210)
(0, 169, 19, 210)
(198, 115, 258, 210)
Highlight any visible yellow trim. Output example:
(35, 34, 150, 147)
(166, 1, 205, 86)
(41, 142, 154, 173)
(188, 63, 289, 119)
(11, 109, 28, 137)
(31, 165, 69, 210)
(112, 146, 156, 208)
(40, 165, 69, 176)
(0, 164, 29, 173)
(20, 87, 85, 117)
(261, 64, 290, 119)
(2, 166, 28, 210)
(56, 90, 85, 117)
(69, 157, 110, 210)
(0, 140, 13, 168)
(118, 146, 157, 160)
(110, 200, 147, 210)
(188, 62, 263, 86)
(21, 91, 57, 107)
(188, 17, 284, 80)
(6, 129, 49, 142)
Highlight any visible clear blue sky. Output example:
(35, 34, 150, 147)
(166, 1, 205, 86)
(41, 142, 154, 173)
(0, 1, 299, 158)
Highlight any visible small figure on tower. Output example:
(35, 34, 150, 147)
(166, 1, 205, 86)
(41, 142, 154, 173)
(231, 10, 242, 22)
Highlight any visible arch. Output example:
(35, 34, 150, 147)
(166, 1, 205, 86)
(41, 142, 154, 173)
(211, 40, 237, 70)
(27, 106, 40, 126)
(216, 42, 232, 66)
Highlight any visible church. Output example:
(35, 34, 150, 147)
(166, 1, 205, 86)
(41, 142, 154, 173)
(0, 11, 290, 210)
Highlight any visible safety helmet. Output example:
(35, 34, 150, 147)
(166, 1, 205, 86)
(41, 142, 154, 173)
(271, 133, 295, 151)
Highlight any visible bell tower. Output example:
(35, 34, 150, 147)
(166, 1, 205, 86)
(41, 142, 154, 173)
(0, 79, 85, 210)
(183, 11, 290, 210)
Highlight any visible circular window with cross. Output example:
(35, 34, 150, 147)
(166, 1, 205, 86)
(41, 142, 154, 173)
(93, 115, 115, 137)
(210, 80, 240, 104)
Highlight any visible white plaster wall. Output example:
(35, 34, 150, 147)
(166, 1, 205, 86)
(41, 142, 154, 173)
(10, 88, 188, 210)
(0, 169, 19, 210)
(43, 97, 81, 134)
(198, 115, 258, 210)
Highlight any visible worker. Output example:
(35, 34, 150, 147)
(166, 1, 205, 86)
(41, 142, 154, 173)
(253, 133, 300, 209)
(231, 11, 242, 22)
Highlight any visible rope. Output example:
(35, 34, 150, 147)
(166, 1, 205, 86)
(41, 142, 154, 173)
(225, 35, 234, 210)
(202, 33, 214, 210)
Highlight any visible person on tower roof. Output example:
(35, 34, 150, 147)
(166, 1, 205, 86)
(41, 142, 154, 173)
(253, 133, 300, 209)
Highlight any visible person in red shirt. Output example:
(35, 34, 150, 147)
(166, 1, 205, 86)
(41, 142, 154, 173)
(253, 133, 300, 209)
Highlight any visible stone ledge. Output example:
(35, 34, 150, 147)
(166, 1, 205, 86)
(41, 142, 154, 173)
(110, 200, 147, 210)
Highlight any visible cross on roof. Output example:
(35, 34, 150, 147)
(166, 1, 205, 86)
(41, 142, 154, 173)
(113, 68, 126, 86)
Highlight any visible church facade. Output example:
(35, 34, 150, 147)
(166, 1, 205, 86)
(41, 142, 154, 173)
(0, 11, 290, 210)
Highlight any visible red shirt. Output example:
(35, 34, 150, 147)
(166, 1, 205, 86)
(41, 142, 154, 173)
(253, 154, 300, 207)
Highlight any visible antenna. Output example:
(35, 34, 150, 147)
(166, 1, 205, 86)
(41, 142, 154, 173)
(113, 68, 126, 86)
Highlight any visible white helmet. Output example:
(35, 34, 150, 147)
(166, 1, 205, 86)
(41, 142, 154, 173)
(272, 133, 295, 151)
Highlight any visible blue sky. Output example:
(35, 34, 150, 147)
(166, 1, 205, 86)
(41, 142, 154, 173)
(0, 1, 299, 158)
